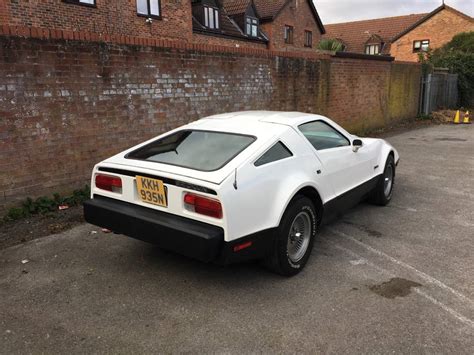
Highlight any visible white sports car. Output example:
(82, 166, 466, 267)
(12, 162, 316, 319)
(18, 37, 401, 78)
(84, 111, 399, 276)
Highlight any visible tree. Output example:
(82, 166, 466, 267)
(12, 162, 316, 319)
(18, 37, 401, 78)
(317, 38, 345, 52)
(430, 32, 474, 107)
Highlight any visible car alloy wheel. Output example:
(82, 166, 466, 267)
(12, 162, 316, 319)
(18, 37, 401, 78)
(287, 211, 312, 263)
(369, 154, 395, 206)
(264, 196, 317, 276)
(384, 163, 394, 198)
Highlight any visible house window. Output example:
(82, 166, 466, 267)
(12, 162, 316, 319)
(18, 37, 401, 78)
(246, 17, 258, 37)
(304, 30, 312, 47)
(284, 25, 294, 44)
(204, 6, 219, 29)
(137, 0, 161, 18)
(365, 44, 380, 55)
(62, 0, 96, 6)
(413, 40, 430, 52)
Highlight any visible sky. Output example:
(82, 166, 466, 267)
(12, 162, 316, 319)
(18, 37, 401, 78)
(314, 0, 474, 24)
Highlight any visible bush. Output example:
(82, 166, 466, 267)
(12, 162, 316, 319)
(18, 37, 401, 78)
(2, 185, 90, 223)
(430, 32, 474, 106)
(317, 38, 345, 52)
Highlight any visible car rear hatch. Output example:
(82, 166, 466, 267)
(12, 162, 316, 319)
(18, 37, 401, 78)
(102, 121, 285, 185)
(91, 122, 285, 228)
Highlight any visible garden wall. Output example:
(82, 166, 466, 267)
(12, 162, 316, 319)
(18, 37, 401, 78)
(0, 32, 421, 213)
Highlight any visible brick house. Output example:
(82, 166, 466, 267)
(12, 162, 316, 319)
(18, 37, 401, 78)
(1, 0, 193, 42)
(0, 0, 325, 51)
(390, 5, 474, 62)
(192, 0, 268, 48)
(323, 4, 474, 61)
(220, 0, 326, 51)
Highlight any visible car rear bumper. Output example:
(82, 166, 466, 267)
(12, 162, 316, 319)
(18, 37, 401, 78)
(84, 195, 224, 263)
(83, 196, 274, 264)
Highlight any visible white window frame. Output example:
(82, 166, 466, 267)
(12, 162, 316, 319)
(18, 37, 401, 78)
(137, 0, 161, 19)
(413, 39, 430, 52)
(63, 0, 96, 6)
(204, 6, 219, 30)
(365, 44, 380, 55)
(284, 25, 294, 44)
(246, 17, 259, 37)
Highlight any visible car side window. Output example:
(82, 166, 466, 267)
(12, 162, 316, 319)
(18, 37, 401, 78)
(254, 142, 293, 167)
(299, 121, 350, 151)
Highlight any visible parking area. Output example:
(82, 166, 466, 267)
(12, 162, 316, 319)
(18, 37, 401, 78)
(1, 124, 473, 354)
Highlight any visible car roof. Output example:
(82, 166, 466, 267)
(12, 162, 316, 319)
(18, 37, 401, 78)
(188, 111, 329, 135)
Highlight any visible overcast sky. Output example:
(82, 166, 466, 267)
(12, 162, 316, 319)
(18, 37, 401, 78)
(315, 0, 474, 24)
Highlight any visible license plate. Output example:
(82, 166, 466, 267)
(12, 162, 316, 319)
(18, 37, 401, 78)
(136, 176, 168, 207)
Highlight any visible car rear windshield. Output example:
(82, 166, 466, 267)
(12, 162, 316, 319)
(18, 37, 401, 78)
(126, 130, 256, 171)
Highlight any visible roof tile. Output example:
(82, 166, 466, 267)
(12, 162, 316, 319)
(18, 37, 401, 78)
(323, 13, 427, 52)
(254, 0, 289, 19)
(222, 0, 289, 19)
(221, 0, 251, 16)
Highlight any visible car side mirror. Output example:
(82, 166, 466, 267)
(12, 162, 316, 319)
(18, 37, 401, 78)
(352, 139, 363, 152)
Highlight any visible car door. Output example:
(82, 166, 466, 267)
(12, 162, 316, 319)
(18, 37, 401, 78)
(297, 120, 373, 197)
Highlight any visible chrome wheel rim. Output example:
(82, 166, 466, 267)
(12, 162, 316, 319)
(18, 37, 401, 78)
(287, 212, 311, 263)
(384, 164, 394, 197)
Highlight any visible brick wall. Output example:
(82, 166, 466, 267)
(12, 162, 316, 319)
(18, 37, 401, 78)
(1, 0, 329, 51)
(0, 34, 421, 213)
(324, 58, 421, 132)
(0, 1, 9, 24)
(262, 0, 323, 51)
(391, 8, 474, 62)
(193, 33, 267, 49)
(3, 0, 193, 41)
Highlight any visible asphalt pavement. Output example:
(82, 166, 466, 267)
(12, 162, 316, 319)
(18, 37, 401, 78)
(1, 124, 473, 354)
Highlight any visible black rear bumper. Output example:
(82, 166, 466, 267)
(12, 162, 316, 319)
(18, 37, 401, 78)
(84, 196, 224, 262)
(83, 196, 274, 264)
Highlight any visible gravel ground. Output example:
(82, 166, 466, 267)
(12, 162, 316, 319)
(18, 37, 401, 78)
(0, 123, 472, 354)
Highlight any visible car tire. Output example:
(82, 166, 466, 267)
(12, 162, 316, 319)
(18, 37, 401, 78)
(370, 154, 395, 206)
(264, 196, 317, 276)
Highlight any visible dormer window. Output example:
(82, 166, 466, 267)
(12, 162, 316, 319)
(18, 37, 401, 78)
(365, 44, 380, 55)
(204, 6, 219, 29)
(246, 17, 258, 37)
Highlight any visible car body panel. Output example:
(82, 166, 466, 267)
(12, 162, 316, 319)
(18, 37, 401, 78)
(218, 127, 333, 241)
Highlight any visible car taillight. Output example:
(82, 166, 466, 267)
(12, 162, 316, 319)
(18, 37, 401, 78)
(95, 174, 122, 193)
(184, 193, 222, 219)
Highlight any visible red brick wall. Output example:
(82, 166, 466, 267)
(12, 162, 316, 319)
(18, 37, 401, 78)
(262, 0, 323, 51)
(326, 58, 421, 132)
(0, 1, 9, 24)
(0, 34, 420, 213)
(2, 0, 193, 41)
(0, 0, 331, 51)
(193, 33, 267, 49)
(391, 8, 474, 62)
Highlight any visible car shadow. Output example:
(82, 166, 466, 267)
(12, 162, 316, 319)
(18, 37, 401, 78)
(116, 231, 335, 288)
(109, 199, 384, 285)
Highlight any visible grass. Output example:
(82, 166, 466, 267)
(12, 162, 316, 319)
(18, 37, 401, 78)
(1, 185, 90, 225)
